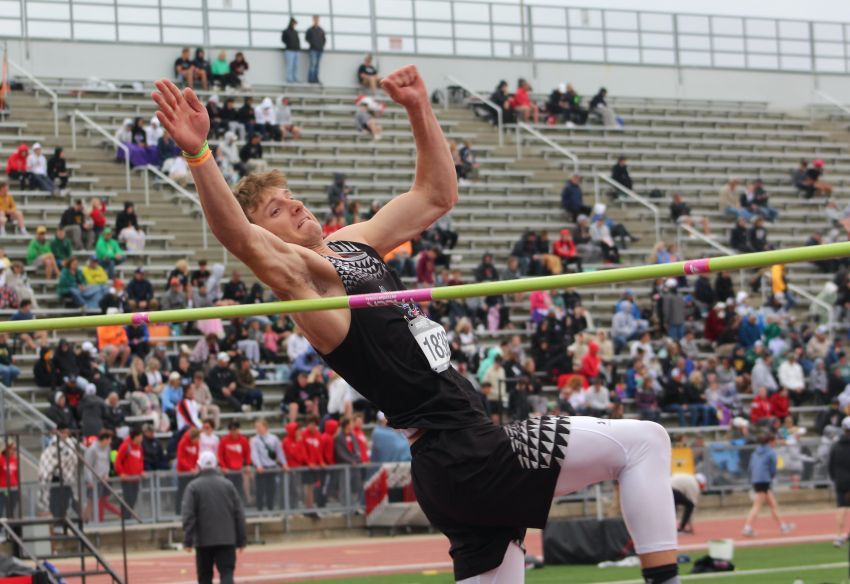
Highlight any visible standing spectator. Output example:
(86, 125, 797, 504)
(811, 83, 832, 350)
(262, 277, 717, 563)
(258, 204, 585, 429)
(141, 424, 168, 472)
(370, 413, 411, 462)
(333, 418, 362, 492)
(560, 174, 591, 221)
(60, 199, 94, 250)
(79, 385, 107, 441)
(176, 428, 201, 514)
(305, 15, 326, 84)
(47, 147, 70, 195)
(89, 197, 107, 241)
(275, 97, 302, 140)
(512, 79, 539, 124)
(357, 54, 379, 95)
(611, 156, 632, 192)
(250, 419, 287, 511)
(0, 180, 27, 235)
(829, 417, 850, 547)
(281, 17, 301, 83)
(37, 427, 79, 519)
(5, 144, 29, 189)
(26, 143, 56, 195)
(95, 228, 124, 278)
(85, 430, 121, 522)
(229, 52, 249, 89)
(218, 421, 251, 501)
(26, 226, 59, 279)
(115, 428, 145, 518)
(182, 451, 247, 584)
(742, 434, 794, 536)
(0, 441, 19, 518)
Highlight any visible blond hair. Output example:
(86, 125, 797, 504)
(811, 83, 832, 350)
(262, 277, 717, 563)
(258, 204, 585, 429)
(233, 170, 288, 221)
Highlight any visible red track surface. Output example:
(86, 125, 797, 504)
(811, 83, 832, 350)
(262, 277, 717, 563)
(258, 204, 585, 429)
(56, 509, 842, 583)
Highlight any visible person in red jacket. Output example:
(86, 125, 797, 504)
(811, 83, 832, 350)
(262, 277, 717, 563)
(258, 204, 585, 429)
(115, 428, 145, 518)
(5, 144, 29, 189)
(319, 419, 339, 507)
(552, 228, 582, 273)
(300, 415, 324, 509)
(750, 386, 773, 425)
(769, 388, 790, 423)
(352, 413, 370, 463)
(282, 422, 304, 468)
(512, 78, 539, 123)
(218, 421, 251, 502)
(703, 303, 726, 343)
(175, 428, 201, 514)
(0, 440, 20, 518)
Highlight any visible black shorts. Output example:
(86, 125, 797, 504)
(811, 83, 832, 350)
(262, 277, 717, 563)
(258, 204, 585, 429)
(753, 482, 772, 493)
(411, 416, 570, 581)
(836, 484, 850, 507)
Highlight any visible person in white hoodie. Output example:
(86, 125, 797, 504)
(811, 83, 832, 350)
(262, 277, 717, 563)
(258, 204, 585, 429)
(215, 131, 243, 184)
(26, 143, 55, 194)
(777, 351, 807, 405)
(253, 97, 281, 141)
(275, 96, 301, 140)
(146, 116, 164, 146)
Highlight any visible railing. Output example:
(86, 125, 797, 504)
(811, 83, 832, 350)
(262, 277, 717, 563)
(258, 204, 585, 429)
(812, 89, 850, 119)
(69, 109, 131, 192)
(676, 222, 745, 290)
(515, 122, 579, 175)
(595, 173, 660, 243)
(444, 75, 503, 147)
(1, 51, 58, 137)
(0, 522, 59, 584)
(789, 283, 834, 337)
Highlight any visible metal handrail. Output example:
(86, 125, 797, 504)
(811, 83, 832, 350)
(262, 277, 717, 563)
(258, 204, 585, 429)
(141, 164, 209, 251)
(676, 222, 744, 290)
(64, 517, 128, 584)
(0, 521, 59, 584)
(2, 53, 59, 136)
(787, 282, 834, 338)
(514, 121, 579, 175)
(595, 174, 660, 242)
(812, 89, 850, 118)
(444, 75, 503, 146)
(0, 382, 56, 434)
(70, 109, 131, 192)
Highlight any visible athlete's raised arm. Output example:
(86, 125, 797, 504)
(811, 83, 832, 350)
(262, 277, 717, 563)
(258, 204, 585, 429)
(332, 65, 458, 256)
(151, 80, 308, 292)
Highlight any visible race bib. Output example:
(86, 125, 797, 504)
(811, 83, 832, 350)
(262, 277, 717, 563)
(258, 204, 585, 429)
(408, 316, 451, 373)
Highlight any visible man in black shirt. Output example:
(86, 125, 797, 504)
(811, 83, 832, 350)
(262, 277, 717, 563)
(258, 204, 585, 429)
(239, 134, 267, 174)
(281, 17, 301, 83)
(221, 98, 245, 141)
(748, 216, 769, 252)
(190, 259, 211, 288)
(729, 216, 751, 252)
(59, 199, 93, 250)
(126, 267, 159, 311)
(669, 192, 710, 235)
(174, 47, 202, 89)
(237, 97, 256, 135)
(206, 353, 243, 411)
(114, 202, 139, 234)
(305, 15, 326, 84)
(611, 156, 633, 194)
(358, 54, 379, 95)
(222, 270, 247, 303)
(0, 333, 20, 387)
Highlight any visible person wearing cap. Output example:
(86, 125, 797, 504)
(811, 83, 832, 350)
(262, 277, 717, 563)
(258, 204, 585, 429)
(58, 257, 104, 310)
(671, 472, 705, 534)
(59, 199, 94, 250)
(161, 276, 189, 310)
(26, 225, 60, 279)
(552, 228, 583, 274)
(182, 449, 246, 584)
(660, 279, 685, 341)
(5, 144, 30, 189)
(126, 267, 158, 312)
(829, 417, 850, 546)
(0, 180, 27, 236)
(804, 158, 833, 198)
(82, 255, 109, 286)
(95, 227, 125, 279)
(25, 143, 56, 194)
(206, 352, 242, 412)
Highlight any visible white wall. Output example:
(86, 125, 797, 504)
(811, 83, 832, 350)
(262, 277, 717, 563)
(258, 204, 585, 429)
(6, 38, 850, 110)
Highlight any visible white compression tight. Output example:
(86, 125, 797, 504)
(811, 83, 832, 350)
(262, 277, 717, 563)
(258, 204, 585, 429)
(458, 417, 677, 583)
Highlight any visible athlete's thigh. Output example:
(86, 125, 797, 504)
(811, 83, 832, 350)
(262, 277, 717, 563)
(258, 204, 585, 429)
(456, 542, 525, 584)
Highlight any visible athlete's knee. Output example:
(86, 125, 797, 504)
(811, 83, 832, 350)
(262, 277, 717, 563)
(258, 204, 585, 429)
(640, 421, 672, 457)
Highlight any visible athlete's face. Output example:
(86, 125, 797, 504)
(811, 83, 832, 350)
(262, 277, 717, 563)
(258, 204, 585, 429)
(250, 187, 323, 248)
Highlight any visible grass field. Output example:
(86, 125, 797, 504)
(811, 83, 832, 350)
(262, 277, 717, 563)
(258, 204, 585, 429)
(303, 542, 850, 583)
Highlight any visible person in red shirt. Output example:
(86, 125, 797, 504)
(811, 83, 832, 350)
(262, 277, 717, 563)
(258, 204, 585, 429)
(300, 415, 324, 509)
(552, 228, 582, 273)
(769, 388, 790, 423)
(218, 421, 251, 502)
(703, 303, 726, 343)
(115, 428, 145, 518)
(352, 413, 370, 463)
(90, 197, 108, 240)
(320, 419, 338, 466)
(176, 428, 201, 514)
(512, 79, 539, 124)
(5, 144, 29, 189)
(282, 422, 304, 469)
(0, 440, 20, 518)
(750, 386, 773, 425)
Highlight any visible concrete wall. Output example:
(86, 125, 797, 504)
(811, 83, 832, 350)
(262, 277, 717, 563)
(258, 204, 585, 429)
(6, 38, 850, 110)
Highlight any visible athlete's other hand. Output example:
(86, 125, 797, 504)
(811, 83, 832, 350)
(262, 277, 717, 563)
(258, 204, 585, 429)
(151, 79, 210, 155)
(380, 65, 427, 110)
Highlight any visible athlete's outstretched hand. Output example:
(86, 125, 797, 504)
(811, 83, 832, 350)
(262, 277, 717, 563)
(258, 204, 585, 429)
(151, 79, 210, 155)
(380, 65, 428, 110)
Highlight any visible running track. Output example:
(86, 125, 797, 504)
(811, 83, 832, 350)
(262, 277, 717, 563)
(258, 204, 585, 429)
(56, 509, 843, 583)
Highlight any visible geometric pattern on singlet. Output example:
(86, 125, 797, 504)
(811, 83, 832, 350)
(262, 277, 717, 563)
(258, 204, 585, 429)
(503, 415, 571, 470)
(325, 240, 390, 292)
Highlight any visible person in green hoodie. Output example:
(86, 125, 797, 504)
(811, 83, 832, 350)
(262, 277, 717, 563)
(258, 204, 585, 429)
(94, 227, 125, 278)
(58, 257, 104, 309)
(49, 226, 73, 264)
(26, 225, 59, 279)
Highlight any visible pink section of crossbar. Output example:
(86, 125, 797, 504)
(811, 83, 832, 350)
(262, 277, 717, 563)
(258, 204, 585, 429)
(683, 258, 711, 275)
(131, 312, 151, 325)
(348, 288, 434, 308)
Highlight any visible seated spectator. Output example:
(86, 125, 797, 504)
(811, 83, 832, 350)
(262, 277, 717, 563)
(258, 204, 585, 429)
(46, 147, 70, 194)
(487, 80, 515, 125)
(175, 47, 206, 89)
(222, 270, 247, 303)
(563, 84, 586, 125)
(0, 180, 26, 235)
(804, 159, 832, 197)
(157, 131, 181, 169)
(118, 223, 146, 252)
(126, 267, 158, 312)
(355, 102, 382, 140)
(282, 369, 325, 423)
(254, 97, 282, 142)
(229, 51, 249, 89)
(192, 48, 211, 89)
(588, 87, 621, 127)
(610, 156, 632, 193)
(778, 352, 807, 405)
(211, 50, 235, 89)
(60, 199, 94, 250)
(5, 144, 29, 189)
(167, 155, 190, 186)
(82, 255, 109, 287)
(238, 97, 257, 136)
(449, 141, 464, 182)
(719, 178, 751, 221)
(458, 140, 478, 181)
(560, 174, 591, 221)
(357, 53, 379, 95)
(233, 357, 263, 411)
(327, 173, 351, 208)
(190, 259, 211, 288)
(670, 192, 710, 235)
(145, 118, 164, 150)
(0, 333, 20, 387)
(161, 371, 184, 419)
(26, 225, 59, 279)
(114, 118, 156, 168)
(215, 131, 244, 184)
(730, 217, 751, 253)
(512, 78, 539, 124)
(769, 387, 790, 423)
(25, 143, 55, 195)
(59, 257, 104, 309)
(546, 84, 569, 124)
(161, 277, 188, 310)
(46, 392, 76, 429)
(206, 353, 249, 412)
(189, 370, 220, 428)
(221, 98, 245, 141)
(239, 134, 268, 174)
(275, 96, 301, 140)
(791, 160, 812, 197)
(95, 228, 124, 278)
(553, 228, 582, 273)
(384, 241, 415, 277)
(590, 215, 619, 263)
(206, 94, 225, 138)
(748, 216, 769, 253)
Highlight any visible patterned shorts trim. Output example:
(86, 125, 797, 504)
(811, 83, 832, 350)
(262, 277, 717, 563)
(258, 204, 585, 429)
(503, 415, 571, 470)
